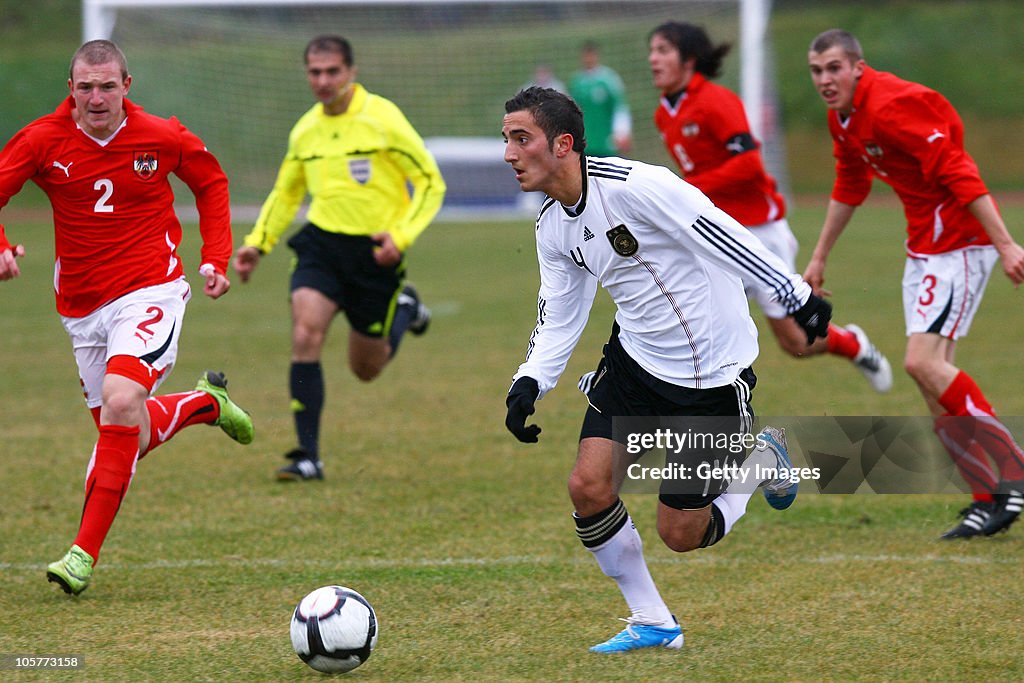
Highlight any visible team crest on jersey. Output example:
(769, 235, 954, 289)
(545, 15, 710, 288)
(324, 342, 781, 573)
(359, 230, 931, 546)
(682, 122, 700, 137)
(606, 224, 638, 257)
(133, 151, 159, 179)
(864, 142, 883, 158)
(349, 158, 371, 184)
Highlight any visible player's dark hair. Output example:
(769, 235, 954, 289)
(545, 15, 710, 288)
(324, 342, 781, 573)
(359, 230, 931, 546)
(649, 22, 731, 79)
(305, 35, 354, 67)
(809, 29, 863, 62)
(505, 87, 587, 153)
(70, 40, 129, 81)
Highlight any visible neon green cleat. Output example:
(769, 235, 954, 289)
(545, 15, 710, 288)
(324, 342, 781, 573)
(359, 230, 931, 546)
(46, 544, 94, 596)
(196, 370, 254, 445)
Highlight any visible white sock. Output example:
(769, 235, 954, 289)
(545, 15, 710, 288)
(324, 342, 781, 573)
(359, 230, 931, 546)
(710, 442, 777, 537)
(587, 515, 673, 625)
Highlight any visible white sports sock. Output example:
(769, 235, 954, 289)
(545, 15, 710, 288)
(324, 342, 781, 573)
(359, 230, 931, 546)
(711, 442, 777, 537)
(587, 515, 673, 625)
(711, 493, 751, 537)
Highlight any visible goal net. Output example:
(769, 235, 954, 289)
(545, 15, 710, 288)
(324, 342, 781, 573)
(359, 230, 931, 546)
(85, 0, 782, 215)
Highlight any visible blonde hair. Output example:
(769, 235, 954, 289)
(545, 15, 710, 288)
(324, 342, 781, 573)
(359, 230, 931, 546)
(69, 40, 129, 81)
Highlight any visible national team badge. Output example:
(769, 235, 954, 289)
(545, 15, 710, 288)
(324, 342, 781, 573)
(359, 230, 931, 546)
(682, 122, 700, 137)
(606, 224, 638, 257)
(864, 142, 883, 158)
(349, 158, 371, 184)
(133, 151, 159, 179)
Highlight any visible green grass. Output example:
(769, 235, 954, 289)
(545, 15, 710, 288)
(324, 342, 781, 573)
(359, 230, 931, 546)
(2, 201, 1024, 680)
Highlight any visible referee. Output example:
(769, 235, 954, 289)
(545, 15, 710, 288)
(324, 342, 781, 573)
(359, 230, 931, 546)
(233, 35, 445, 481)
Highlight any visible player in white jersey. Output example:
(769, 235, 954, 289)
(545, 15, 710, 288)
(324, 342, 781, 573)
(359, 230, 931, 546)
(501, 87, 832, 653)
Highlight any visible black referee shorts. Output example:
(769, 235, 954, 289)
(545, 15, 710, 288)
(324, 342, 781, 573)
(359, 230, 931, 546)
(579, 325, 756, 510)
(287, 223, 406, 337)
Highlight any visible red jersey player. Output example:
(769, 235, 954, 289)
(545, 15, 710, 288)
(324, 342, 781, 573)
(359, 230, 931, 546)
(805, 29, 1024, 538)
(647, 21, 892, 393)
(0, 40, 254, 595)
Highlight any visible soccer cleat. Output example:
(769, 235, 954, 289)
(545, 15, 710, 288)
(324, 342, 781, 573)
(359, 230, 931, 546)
(981, 489, 1023, 536)
(46, 544, 94, 596)
(758, 426, 798, 510)
(276, 448, 324, 481)
(940, 500, 993, 539)
(846, 324, 893, 393)
(589, 616, 683, 653)
(196, 371, 254, 445)
(398, 284, 431, 336)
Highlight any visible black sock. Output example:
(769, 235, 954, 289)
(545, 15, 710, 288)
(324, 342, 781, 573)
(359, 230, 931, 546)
(290, 361, 323, 459)
(699, 503, 726, 548)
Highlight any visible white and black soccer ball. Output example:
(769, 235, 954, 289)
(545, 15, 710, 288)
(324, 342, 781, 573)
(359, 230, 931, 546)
(290, 585, 378, 674)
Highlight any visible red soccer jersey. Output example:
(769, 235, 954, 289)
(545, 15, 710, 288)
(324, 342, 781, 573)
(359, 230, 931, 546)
(827, 66, 991, 256)
(0, 97, 231, 316)
(654, 73, 785, 227)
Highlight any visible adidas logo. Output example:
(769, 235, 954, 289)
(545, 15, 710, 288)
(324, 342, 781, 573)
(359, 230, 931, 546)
(583, 226, 594, 241)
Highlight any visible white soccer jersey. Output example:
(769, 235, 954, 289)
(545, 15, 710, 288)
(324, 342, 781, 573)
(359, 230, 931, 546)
(514, 156, 811, 395)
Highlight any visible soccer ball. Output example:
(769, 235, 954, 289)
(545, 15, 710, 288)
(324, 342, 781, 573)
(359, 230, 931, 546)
(290, 585, 378, 674)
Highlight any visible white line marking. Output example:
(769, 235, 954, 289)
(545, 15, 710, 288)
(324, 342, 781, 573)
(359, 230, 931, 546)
(2, 552, 1015, 573)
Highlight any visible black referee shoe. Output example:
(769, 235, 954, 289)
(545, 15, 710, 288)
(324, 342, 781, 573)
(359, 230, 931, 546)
(276, 448, 324, 481)
(399, 284, 431, 336)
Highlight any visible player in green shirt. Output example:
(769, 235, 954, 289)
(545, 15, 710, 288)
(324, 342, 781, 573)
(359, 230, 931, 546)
(569, 41, 633, 157)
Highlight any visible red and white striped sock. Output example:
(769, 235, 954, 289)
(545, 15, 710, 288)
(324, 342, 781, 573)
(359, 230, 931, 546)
(142, 390, 219, 457)
(825, 323, 859, 359)
(939, 371, 1024, 483)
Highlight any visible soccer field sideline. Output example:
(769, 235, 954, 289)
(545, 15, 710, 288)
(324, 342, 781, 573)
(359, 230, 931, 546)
(2, 548, 1017, 574)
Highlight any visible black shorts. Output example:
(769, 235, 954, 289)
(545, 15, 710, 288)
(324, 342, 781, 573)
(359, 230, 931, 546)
(580, 326, 756, 510)
(287, 223, 406, 337)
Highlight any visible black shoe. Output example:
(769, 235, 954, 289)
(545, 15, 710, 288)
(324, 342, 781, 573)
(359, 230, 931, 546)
(940, 500, 994, 539)
(276, 448, 323, 481)
(399, 284, 431, 336)
(981, 490, 1023, 536)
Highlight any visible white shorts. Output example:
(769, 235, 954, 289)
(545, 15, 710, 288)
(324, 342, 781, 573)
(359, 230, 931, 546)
(744, 218, 799, 319)
(61, 278, 191, 408)
(902, 247, 997, 339)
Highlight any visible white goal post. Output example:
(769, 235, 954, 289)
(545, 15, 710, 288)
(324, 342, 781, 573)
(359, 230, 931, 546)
(82, 0, 779, 215)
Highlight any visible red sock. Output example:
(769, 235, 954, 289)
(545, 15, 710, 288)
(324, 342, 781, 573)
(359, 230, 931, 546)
(74, 424, 140, 562)
(934, 415, 997, 500)
(939, 371, 1024, 482)
(143, 390, 219, 457)
(825, 323, 859, 359)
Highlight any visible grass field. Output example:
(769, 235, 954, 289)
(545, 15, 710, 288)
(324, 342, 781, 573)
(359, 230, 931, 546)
(2, 200, 1024, 681)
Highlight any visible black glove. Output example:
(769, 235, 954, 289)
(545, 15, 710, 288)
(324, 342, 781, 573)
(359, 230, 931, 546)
(792, 293, 832, 346)
(505, 377, 541, 443)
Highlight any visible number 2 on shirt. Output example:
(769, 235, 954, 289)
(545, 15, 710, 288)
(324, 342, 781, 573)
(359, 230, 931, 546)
(94, 179, 114, 213)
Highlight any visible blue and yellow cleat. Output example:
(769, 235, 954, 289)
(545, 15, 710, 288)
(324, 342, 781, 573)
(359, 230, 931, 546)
(758, 426, 798, 510)
(589, 616, 683, 653)
(46, 544, 94, 596)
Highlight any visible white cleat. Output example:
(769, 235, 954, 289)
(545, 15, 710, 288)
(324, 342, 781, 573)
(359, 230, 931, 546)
(847, 324, 893, 393)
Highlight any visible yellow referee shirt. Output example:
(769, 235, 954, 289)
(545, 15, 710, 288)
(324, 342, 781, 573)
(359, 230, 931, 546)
(244, 83, 445, 253)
